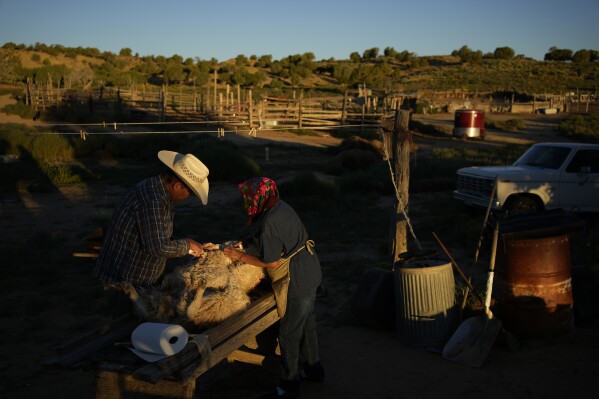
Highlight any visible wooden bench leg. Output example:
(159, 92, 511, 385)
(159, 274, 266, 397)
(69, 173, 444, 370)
(227, 322, 281, 366)
(96, 370, 196, 399)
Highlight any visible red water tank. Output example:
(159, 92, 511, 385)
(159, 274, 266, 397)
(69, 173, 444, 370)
(453, 109, 485, 139)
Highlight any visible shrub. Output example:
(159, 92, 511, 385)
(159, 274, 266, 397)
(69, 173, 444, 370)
(410, 120, 451, 137)
(0, 125, 36, 156)
(485, 118, 526, 131)
(557, 112, 599, 140)
(31, 134, 75, 162)
(1, 101, 38, 119)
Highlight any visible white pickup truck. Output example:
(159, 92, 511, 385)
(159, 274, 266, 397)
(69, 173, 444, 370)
(453, 142, 599, 215)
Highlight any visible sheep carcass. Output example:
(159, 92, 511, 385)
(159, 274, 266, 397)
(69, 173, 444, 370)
(122, 248, 266, 329)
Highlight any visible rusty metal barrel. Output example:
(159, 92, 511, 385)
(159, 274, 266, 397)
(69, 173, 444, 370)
(494, 209, 586, 336)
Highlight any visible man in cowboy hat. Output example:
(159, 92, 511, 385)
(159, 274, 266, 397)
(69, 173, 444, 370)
(93, 151, 210, 289)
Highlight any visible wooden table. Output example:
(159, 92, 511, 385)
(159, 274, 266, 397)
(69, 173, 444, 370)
(45, 292, 280, 399)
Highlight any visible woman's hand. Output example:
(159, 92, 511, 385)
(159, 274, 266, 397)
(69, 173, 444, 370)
(223, 246, 243, 261)
(202, 242, 220, 251)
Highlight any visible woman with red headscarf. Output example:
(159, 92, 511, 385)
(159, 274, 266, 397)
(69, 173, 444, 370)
(223, 177, 324, 398)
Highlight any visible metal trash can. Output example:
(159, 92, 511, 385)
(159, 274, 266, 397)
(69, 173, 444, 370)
(395, 260, 458, 346)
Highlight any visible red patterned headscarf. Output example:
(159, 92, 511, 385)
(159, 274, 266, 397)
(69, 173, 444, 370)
(238, 177, 279, 225)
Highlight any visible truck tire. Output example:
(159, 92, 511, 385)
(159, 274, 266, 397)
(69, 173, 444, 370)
(504, 195, 541, 217)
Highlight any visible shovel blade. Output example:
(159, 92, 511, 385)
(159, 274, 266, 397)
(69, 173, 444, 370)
(442, 315, 502, 367)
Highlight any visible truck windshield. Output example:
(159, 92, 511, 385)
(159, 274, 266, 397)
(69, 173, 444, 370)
(515, 146, 571, 169)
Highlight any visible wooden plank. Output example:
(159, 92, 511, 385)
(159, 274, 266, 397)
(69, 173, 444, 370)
(227, 349, 279, 367)
(54, 313, 136, 355)
(96, 370, 195, 399)
(45, 314, 139, 369)
(203, 293, 276, 349)
(131, 294, 277, 383)
(179, 306, 279, 383)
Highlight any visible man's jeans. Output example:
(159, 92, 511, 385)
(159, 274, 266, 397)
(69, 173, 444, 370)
(278, 290, 320, 381)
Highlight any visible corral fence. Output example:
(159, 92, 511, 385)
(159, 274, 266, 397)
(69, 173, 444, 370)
(21, 79, 599, 131)
(418, 89, 599, 114)
(23, 81, 405, 130)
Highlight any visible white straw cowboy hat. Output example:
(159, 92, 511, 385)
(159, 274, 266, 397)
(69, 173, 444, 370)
(158, 150, 209, 205)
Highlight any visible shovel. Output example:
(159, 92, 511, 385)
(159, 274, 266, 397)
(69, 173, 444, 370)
(439, 225, 503, 367)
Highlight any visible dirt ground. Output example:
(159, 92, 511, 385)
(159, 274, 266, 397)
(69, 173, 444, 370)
(1, 105, 599, 399)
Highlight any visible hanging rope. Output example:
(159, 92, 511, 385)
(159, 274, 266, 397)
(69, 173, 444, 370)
(380, 127, 422, 250)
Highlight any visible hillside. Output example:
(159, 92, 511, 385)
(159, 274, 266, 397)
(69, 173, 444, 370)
(1, 43, 598, 97)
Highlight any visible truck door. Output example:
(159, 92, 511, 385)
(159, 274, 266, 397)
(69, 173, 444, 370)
(559, 149, 599, 212)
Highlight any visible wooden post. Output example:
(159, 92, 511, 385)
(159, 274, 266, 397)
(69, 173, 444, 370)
(213, 70, 217, 112)
(219, 93, 223, 119)
(298, 92, 303, 129)
(39, 84, 45, 110)
(193, 88, 197, 113)
(237, 84, 241, 112)
(47, 73, 53, 101)
(391, 109, 411, 263)
(248, 89, 253, 128)
(161, 85, 167, 122)
(25, 78, 31, 106)
(585, 92, 590, 113)
(361, 102, 366, 134)
(226, 84, 230, 107)
(341, 91, 348, 126)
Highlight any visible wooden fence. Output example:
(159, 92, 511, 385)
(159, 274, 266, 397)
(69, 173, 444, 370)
(22, 79, 598, 131)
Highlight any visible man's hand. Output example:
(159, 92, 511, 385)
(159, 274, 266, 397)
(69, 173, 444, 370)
(187, 240, 204, 257)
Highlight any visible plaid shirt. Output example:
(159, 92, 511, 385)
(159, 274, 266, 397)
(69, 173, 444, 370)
(93, 175, 189, 286)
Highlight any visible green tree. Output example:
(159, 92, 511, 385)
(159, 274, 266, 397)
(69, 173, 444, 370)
(396, 50, 413, 62)
(362, 47, 379, 60)
(268, 77, 284, 89)
(453, 45, 483, 63)
(349, 52, 361, 63)
(168, 54, 184, 64)
(256, 54, 272, 68)
(544, 47, 573, 61)
(384, 47, 399, 58)
(188, 65, 210, 86)
(572, 49, 591, 63)
(231, 67, 251, 85)
(494, 46, 515, 60)
(302, 52, 315, 61)
(290, 72, 301, 86)
(164, 63, 185, 84)
(333, 64, 354, 84)
(270, 61, 283, 75)
(235, 54, 248, 66)
(119, 47, 132, 57)
(0, 49, 22, 83)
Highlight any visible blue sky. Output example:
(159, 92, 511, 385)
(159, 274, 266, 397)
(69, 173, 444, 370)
(0, 0, 597, 61)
